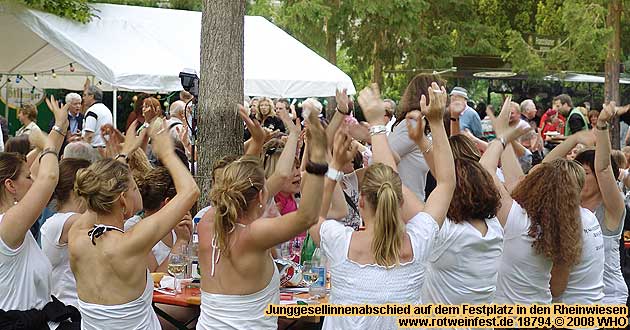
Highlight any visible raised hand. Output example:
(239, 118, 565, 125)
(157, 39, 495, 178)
(331, 129, 358, 169)
(487, 96, 512, 137)
(305, 105, 327, 163)
(405, 110, 427, 145)
(357, 84, 386, 125)
(45, 95, 69, 129)
(598, 102, 617, 126)
(420, 82, 447, 123)
(173, 213, 193, 243)
(277, 106, 300, 136)
(335, 88, 349, 115)
(239, 104, 266, 143)
(147, 120, 173, 161)
(120, 120, 148, 155)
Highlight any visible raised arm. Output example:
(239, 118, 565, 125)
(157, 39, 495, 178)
(479, 97, 530, 226)
(0, 96, 67, 249)
(501, 143, 525, 193)
(239, 106, 265, 157)
(310, 130, 356, 246)
(594, 103, 625, 231)
(543, 129, 595, 163)
(448, 99, 466, 136)
(122, 122, 200, 256)
(413, 84, 455, 227)
(246, 106, 328, 249)
(325, 88, 350, 147)
(266, 107, 300, 197)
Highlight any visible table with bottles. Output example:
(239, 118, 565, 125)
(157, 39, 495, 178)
(152, 231, 329, 328)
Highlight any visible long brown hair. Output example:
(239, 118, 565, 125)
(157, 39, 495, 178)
(361, 163, 404, 267)
(395, 73, 446, 127)
(448, 158, 500, 224)
(209, 157, 265, 256)
(511, 159, 584, 267)
(449, 135, 481, 161)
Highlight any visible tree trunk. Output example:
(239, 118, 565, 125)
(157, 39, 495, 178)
(371, 31, 384, 89)
(197, 0, 245, 205)
(325, 15, 338, 121)
(605, 0, 621, 148)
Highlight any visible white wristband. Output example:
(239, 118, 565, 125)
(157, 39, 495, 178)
(326, 167, 344, 182)
(369, 125, 387, 136)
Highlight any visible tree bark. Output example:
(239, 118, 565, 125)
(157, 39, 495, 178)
(604, 0, 621, 148)
(198, 0, 245, 205)
(371, 31, 384, 89)
(325, 15, 338, 121)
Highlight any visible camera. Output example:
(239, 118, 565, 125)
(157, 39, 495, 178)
(179, 69, 199, 99)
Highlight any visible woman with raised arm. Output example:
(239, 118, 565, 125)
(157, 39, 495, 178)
(68, 123, 199, 330)
(196, 108, 327, 330)
(308, 83, 455, 329)
(0, 96, 78, 328)
(480, 97, 585, 305)
(542, 103, 626, 304)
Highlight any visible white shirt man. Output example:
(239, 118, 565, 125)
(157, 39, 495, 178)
(82, 86, 113, 148)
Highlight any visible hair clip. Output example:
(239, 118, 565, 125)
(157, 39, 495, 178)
(248, 178, 254, 187)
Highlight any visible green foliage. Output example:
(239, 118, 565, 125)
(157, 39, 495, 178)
(18, 0, 93, 22)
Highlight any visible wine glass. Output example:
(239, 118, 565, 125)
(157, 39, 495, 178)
(279, 241, 292, 261)
(168, 253, 186, 293)
(301, 261, 319, 287)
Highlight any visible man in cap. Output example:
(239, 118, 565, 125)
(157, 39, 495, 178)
(449, 87, 483, 138)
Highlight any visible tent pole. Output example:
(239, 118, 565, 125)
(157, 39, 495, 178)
(113, 89, 117, 129)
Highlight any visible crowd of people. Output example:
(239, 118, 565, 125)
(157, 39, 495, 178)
(0, 72, 629, 330)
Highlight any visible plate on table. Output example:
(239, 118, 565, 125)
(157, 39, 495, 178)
(545, 131, 560, 137)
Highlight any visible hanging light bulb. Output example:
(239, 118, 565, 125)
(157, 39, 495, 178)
(34, 73, 38, 81)
(31, 86, 36, 94)
(15, 75, 21, 83)
(98, 80, 102, 85)
(69, 63, 75, 72)
(52, 69, 57, 78)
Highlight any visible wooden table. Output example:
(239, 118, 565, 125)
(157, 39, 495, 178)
(152, 286, 327, 329)
(153, 287, 200, 330)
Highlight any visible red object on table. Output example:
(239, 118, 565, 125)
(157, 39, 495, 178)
(624, 241, 630, 250)
(153, 287, 201, 307)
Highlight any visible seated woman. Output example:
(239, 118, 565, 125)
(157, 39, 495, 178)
(125, 167, 192, 272)
(68, 122, 199, 330)
(196, 105, 327, 329)
(0, 97, 79, 329)
(41, 158, 91, 308)
(308, 83, 456, 329)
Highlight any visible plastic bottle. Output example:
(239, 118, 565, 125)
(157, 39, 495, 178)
(309, 248, 327, 298)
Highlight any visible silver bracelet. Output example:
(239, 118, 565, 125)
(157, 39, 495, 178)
(369, 125, 387, 136)
(325, 167, 344, 182)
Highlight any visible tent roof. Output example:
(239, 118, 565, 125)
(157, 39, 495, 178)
(0, 3, 355, 97)
(545, 73, 630, 84)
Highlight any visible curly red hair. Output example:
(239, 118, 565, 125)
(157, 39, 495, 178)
(511, 159, 584, 267)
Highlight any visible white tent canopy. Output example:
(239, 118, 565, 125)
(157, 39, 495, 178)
(0, 3, 356, 97)
(544, 73, 630, 84)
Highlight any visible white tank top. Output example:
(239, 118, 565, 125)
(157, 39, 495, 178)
(41, 212, 79, 307)
(554, 208, 605, 304)
(422, 217, 504, 304)
(197, 259, 280, 330)
(78, 271, 160, 330)
(494, 201, 552, 304)
(594, 204, 629, 304)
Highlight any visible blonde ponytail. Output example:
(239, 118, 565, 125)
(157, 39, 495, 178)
(209, 157, 265, 256)
(360, 163, 404, 267)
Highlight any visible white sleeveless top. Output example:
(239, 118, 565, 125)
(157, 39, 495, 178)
(197, 259, 280, 330)
(422, 217, 504, 304)
(594, 204, 629, 304)
(495, 201, 552, 304)
(41, 212, 79, 307)
(320, 212, 438, 330)
(78, 270, 160, 330)
(0, 214, 54, 311)
(554, 208, 604, 304)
